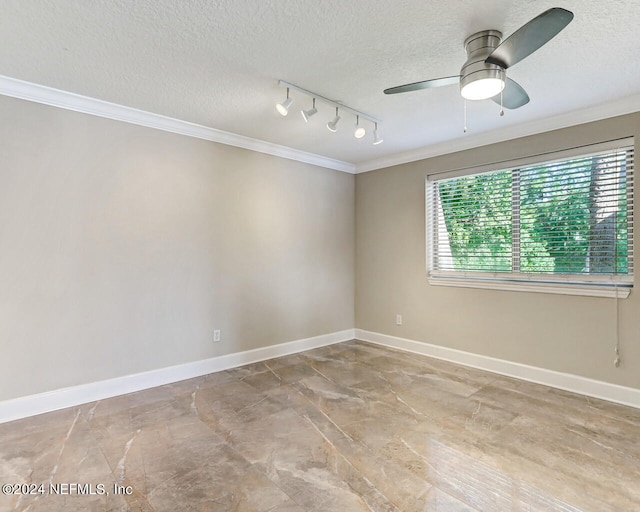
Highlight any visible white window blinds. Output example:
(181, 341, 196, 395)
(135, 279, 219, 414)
(426, 140, 634, 288)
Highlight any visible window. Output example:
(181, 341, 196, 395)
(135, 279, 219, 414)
(426, 139, 634, 297)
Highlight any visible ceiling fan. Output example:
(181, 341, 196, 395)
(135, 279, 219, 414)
(384, 7, 574, 111)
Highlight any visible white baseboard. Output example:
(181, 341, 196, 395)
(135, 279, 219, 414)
(355, 329, 640, 410)
(0, 329, 355, 424)
(6, 327, 637, 424)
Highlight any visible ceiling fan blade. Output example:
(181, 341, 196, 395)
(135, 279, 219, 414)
(492, 78, 530, 109)
(383, 75, 460, 95)
(485, 8, 574, 69)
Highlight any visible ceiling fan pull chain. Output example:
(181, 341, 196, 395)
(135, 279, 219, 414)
(463, 99, 467, 133)
(500, 86, 504, 117)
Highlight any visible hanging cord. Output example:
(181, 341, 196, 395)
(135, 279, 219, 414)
(499, 70, 505, 117)
(463, 99, 467, 133)
(613, 210, 621, 367)
(614, 285, 621, 367)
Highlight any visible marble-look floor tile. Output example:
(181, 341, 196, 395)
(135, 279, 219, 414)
(1, 340, 639, 511)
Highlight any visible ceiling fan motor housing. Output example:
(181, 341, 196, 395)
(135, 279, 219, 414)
(460, 30, 505, 99)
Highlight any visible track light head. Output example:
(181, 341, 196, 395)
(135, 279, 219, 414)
(301, 98, 317, 123)
(276, 88, 293, 116)
(354, 116, 365, 139)
(373, 123, 383, 145)
(327, 107, 340, 132)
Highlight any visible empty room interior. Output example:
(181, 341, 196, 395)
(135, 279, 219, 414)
(1, 1, 639, 511)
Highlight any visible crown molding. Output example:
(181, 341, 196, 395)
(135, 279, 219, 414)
(355, 93, 640, 173)
(0, 75, 355, 174)
(3, 74, 638, 177)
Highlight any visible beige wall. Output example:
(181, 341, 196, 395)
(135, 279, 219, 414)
(4, 90, 638, 403)
(0, 96, 355, 401)
(356, 112, 640, 389)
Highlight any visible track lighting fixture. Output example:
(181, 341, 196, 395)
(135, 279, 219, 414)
(276, 88, 293, 116)
(327, 107, 340, 132)
(354, 116, 365, 139)
(301, 98, 317, 123)
(276, 80, 382, 144)
(373, 123, 383, 145)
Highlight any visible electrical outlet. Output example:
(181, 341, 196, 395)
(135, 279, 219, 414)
(213, 329, 221, 342)
(396, 314, 402, 326)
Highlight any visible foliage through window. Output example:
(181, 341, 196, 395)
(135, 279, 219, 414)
(427, 141, 634, 289)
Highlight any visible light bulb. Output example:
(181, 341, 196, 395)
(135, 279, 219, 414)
(373, 126, 383, 145)
(276, 97, 293, 116)
(460, 77, 505, 101)
(276, 88, 293, 115)
(327, 108, 340, 132)
(301, 98, 317, 122)
(354, 115, 365, 139)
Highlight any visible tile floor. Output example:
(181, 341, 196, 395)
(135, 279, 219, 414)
(1, 340, 639, 511)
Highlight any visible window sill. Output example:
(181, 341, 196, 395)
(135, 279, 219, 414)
(428, 276, 631, 298)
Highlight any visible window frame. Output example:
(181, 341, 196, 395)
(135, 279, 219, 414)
(425, 138, 634, 298)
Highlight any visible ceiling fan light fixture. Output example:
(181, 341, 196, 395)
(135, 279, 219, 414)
(276, 88, 293, 116)
(460, 76, 505, 101)
(301, 98, 317, 122)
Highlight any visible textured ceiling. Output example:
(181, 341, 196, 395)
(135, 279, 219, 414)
(1, 0, 639, 168)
